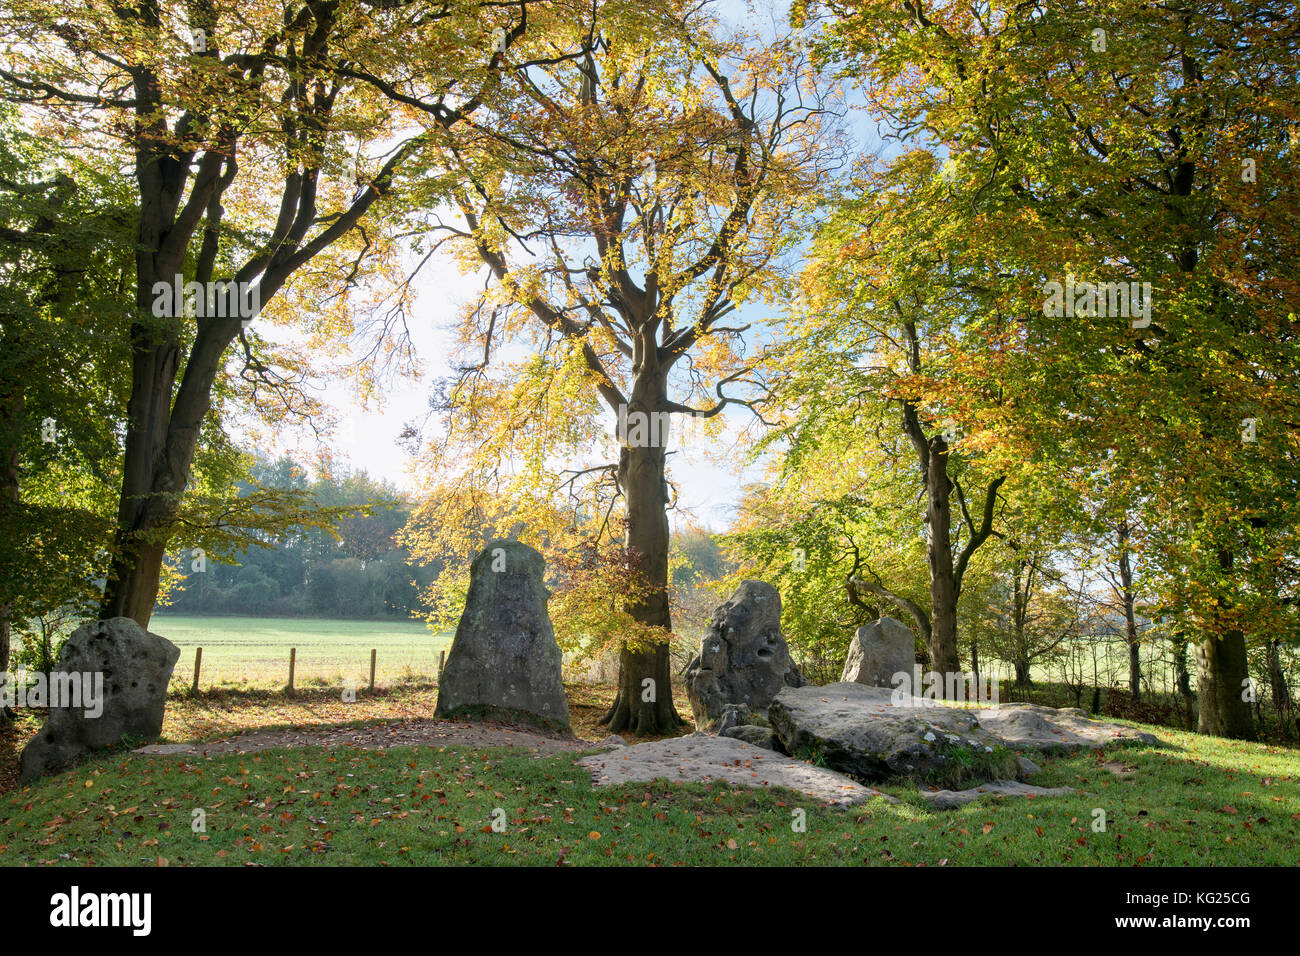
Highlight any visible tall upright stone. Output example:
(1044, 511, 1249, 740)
(19, 617, 180, 783)
(841, 617, 916, 688)
(683, 580, 805, 729)
(434, 540, 570, 731)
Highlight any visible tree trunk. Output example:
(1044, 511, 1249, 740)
(99, 266, 240, 625)
(1172, 634, 1192, 696)
(99, 331, 183, 625)
(0, 386, 19, 676)
(1193, 551, 1256, 740)
(1169, 632, 1195, 729)
(1117, 519, 1141, 698)
(0, 386, 18, 721)
(604, 640, 679, 736)
(1266, 637, 1292, 732)
(599, 370, 683, 735)
(1014, 658, 1031, 687)
(1194, 629, 1256, 740)
(925, 435, 960, 683)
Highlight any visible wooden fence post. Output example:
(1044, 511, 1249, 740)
(191, 647, 202, 694)
(288, 647, 296, 695)
(369, 648, 376, 692)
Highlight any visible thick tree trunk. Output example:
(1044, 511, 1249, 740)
(99, 259, 239, 625)
(925, 435, 960, 683)
(1013, 658, 1031, 687)
(599, 371, 683, 735)
(1193, 551, 1256, 740)
(604, 640, 679, 736)
(1195, 628, 1255, 740)
(99, 304, 184, 625)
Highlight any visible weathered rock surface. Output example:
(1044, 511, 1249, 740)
(434, 540, 570, 731)
(721, 724, 780, 750)
(977, 703, 1160, 752)
(577, 734, 894, 806)
(841, 617, 916, 687)
(19, 617, 179, 783)
(768, 684, 1162, 788)
(711, 703, 752, 735)
(683, 580, 805, 729)
(769, 683, 1019, 784)
(920, 780, 1075, 810)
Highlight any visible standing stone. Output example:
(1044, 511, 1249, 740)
(19, 617, 180, 783)
(434, 540, 570, 731)
(683, 580, 805, 729)
(841, 617, 916, 688)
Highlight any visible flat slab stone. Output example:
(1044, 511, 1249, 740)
(976, 703, 1160, 751)
(920, 780, 1075, 810)
(769, 683, 1019, 783)
(133, 743, 194, 755)
(577, 734, 895, 807)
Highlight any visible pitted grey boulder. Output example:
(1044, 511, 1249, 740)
(841, 617, 916, 687)
(434, 540, 570, 731)
(769, 684, 1161, 788)
(19, 617, 179, 783)
(769, 682, 1018, 785)
(682, 580, 805, 729)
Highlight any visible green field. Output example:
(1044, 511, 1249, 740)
(148, 615, 452, 690)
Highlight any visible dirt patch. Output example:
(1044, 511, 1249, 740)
(0, 679, 690, 794)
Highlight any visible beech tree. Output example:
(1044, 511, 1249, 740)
(0, 0, 545, 626)
(737, 154, 1012, 685)
(400, 0, 835, 733)
(810, 0, 1300, 737)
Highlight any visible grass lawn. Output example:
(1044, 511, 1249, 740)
(147, 614, 451, 690)
(1, 717, 1296, 866)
